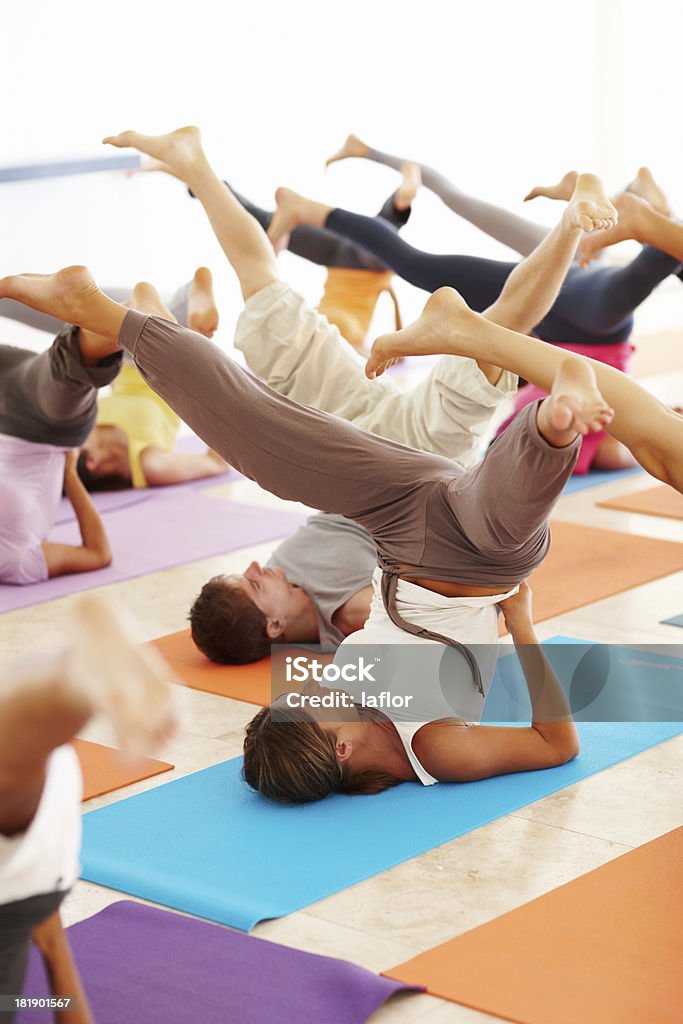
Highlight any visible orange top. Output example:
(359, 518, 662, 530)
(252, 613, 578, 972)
(317, 268, 401, 351)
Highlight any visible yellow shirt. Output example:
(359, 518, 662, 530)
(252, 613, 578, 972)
(317, 269, 402, 351)
(96, 364, 181, 488)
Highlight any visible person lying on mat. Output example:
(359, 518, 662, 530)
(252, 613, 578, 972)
(135, 158, 421, 355)
(276, 139, 683, 475)
(243, 582, 581, 800)
(0, 322, 120, 584)
(1, 270, 229, 491)
(0, 594, 177, 1024)
(0, 125, 632, 796)
(186, 163, 613, 662)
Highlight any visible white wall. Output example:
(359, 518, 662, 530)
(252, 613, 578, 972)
(2, 0, 682, 341)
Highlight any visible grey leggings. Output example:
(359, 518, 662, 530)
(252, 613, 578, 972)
(0, 327, 121, 447)
(120, 307, 579, 590)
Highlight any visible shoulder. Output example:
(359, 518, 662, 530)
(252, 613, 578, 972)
(411, 719, 474, 781)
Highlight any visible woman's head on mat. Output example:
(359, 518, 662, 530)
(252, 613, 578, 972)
(77, 425, 132, 491)
(189, 562, 318, 664)
(243, 696, 402, 803)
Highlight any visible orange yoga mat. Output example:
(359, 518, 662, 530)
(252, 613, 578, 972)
(507, 520, 683, 629)
(73, 739, 174, 801)
(149, 632, 273, 706)
(597, 483, 683, 521)
(152, 520, 683, 703)
(384, 827, 683, 1024)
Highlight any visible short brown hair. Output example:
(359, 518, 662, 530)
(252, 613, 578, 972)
(76, 450, 130, 492)
(243, 705, 401, 803)
(189, 576, 270, 664)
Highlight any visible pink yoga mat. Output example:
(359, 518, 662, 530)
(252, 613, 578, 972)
(0, 491, 304, 612)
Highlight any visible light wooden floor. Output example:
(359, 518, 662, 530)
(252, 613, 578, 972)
(2, 356, 682, 1023)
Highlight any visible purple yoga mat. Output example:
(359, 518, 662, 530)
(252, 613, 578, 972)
(17, 901, 420, 1024)
(0, 491, 304, 612)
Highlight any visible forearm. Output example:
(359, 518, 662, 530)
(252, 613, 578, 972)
(64, 476, 110, 559)
(144, 450, 228, 486)
(509, 624, 579, 755)
(483, 218, 581, 334)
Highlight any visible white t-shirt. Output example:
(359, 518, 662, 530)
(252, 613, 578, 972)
(0, 433, 67, 585)
(338, 568, 518, 785)
(0, 745, 82, 905)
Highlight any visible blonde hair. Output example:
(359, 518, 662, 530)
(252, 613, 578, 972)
(243, 705, 401, 804)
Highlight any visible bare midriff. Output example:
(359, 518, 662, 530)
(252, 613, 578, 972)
(397, 566, 508, 599)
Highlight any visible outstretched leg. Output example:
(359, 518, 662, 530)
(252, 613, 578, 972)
(367, 287, 683, 491)
(325, 134, 550, 257)
(105, 127, 278, 301)
(266, 176, 615, 323)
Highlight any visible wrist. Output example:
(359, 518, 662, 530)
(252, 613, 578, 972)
(509, 622, 537, 643)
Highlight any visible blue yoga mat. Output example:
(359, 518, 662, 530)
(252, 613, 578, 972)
(483, 636, 683, 722)
(562, 466, 642, 495)
(82, 660, 681, 931)
(662, 614, 683, 629)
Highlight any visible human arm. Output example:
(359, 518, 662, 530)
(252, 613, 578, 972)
(31, 910, 94, 1024)
(41, 453, 112, 577)
(139, 445, 229, 486)
(413, 584, 580, 782)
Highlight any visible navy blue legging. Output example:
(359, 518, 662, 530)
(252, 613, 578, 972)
(222, 187, 410, 272)
(325, 208, 683, 346)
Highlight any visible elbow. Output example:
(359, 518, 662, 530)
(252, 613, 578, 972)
(553, 735, 580, 766)
(96, 545, 113, 569)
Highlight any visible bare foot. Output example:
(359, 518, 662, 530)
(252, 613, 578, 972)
(0, 266, 104, 335)
(541, 357, 614, 439)
(577, 191, 646, 267)
(366, 287, 472, 378)
(267, 186, 327, 254)
(129, 281, 176, 321)
(563, 173, 618, 233)
(627, 166, 671, 216)
(187, 267, 219, 338)
(524, 170, 579, 203)
(395, 161, 422, 211)
(64, 595, 179, 758)
(325, 133, 369, 168)
(103, 126, 206, 184)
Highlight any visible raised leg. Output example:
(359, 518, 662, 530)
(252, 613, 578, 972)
(325, 135, 550, 257)
(367, 288, 683, 491)
(117, 304, 450, 557)
(269, 188, 517, 302)
(104, 127, 278, 300)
